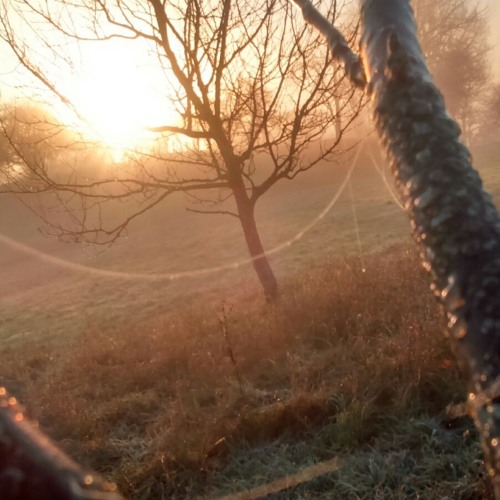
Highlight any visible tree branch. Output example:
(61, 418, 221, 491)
(291, 0, 366, 88)
(145, 124, 212, 138)
(186, 207, 239, 218)
(358, 0, 500, 493)
(0, 387, 123, 499)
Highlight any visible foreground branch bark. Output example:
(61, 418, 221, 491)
(295, 0, 500, 494)
(360, 0, 500, 493)
(0, 387, 123, 500)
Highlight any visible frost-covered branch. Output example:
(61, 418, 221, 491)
(359, 1, 500, 492)
(291, 0, 366, 87)
(295, 0, 500, 494)
(0, 387, 123, 499)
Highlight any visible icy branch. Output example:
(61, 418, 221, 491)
(291, 0, 366, 88)
(0, 387, 123, 499)
(359, 0, 500, 493)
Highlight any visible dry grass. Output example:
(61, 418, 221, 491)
(0, 244, 489, 498)
(1, 142, 498, 497)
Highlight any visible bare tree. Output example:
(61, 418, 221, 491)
(414, 0, 492, 144)
(0, 0, 363, 300)
(0, 104, 75, 189)
(295, 0, 500, 495)
(480, 83, 500, 144)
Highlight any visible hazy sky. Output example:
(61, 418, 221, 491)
(1, 0, 499, 101)
(489, 0, 500, 79)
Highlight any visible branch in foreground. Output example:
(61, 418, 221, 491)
(291, 0, 366, 88)
(359, 0, 500, 494)
(186, 207, 239, 218)
(0, 387, 123, 500)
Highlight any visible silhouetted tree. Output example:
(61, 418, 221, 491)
(0, 104, 73, 189)
(480, 83, 500, 144)
(414, 0, 491, 143)
(0, 0, 363, 300)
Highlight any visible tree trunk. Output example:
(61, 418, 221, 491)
(360, 0, 500, 492)
(238, 199, 279, 301)
(231, 182, 278, 301)
(210, 122, 279, 300)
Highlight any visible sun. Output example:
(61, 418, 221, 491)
(65, 39, 179, 157)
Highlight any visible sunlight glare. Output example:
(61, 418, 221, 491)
(66, 40, 178, 156)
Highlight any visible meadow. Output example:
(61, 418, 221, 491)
(0, 141, 499, 498)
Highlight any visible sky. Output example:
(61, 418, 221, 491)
(489, 0, 500, 79)
(2, 2, 499, 91)
(0, 0, 499, 137)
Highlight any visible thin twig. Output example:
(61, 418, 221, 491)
(218, 303, 245, 397)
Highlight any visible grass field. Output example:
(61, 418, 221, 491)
(0, 141, 410, 346)
(0, 140, 499, 498)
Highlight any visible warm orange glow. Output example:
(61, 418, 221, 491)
(63, 40, 179, 159)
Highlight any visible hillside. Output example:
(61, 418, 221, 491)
(0, 141, 499, 498)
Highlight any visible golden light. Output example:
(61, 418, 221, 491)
(65, 40, 179, 159)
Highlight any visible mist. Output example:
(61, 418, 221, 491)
(489, 0, 500, 79)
